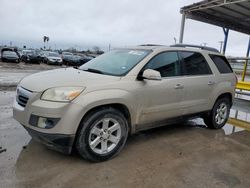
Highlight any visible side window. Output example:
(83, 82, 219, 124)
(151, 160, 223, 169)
(209, 55, 233, 73)
(144, 52, 180, 77)
(180, 52, 212, 75)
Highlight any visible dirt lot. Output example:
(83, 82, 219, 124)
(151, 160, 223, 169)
(0, 61, 59, 90)
(1, 61, 250, 188)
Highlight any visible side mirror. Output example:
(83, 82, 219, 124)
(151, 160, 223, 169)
(142, 69, 162, 80)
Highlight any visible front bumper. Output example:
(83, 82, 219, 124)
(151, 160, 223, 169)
(48, 59, 62, 65)
(2, 57, 19, 62)
(13, 88, 85, 153)
(63, 59, 80, 66)
(23, 126, 75, 154)
(26, 58, 40, 64)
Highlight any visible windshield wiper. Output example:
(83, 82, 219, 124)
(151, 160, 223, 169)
(83, 68, 104, 74)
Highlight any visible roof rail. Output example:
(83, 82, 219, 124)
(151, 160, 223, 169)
(170, 43, 219, 53)
(139, 44, 165, 47)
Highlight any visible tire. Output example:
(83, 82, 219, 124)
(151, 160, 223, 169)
(76, 108, 129, 162)
(203, 97, 230, 129)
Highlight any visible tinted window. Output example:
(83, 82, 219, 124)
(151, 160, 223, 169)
(144, 52, 180, 77)
(209, 55, 233, 73)
(180, 52, 212, 75)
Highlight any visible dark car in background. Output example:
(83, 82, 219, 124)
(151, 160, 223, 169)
(62, 52, 73, 60)
(79, 54, 93, 65)
(44, 51, 63, 65)
(1, 50, 20, 63)
(62, 51, 93, 66)
(21, 50, 42, 64)
(63, 54, 82, 66)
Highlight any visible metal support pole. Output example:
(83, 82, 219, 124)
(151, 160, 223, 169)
(242, 37, 250, 81)
(179, 13, 186, 44)
(222, 28, 229, 55)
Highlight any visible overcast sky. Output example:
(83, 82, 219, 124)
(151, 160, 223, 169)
(0, 0, 249, 56)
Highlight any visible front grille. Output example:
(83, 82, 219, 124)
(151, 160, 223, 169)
(16, 87, 32, 107)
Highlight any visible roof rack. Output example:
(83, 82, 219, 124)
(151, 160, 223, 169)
(170, 44, 219, 53)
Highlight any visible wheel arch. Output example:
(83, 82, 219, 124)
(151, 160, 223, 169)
(215, 92, 233, 107)
(75, 103, 132, 142)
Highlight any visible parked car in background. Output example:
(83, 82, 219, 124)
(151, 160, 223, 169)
(79, 54, 93, 65)
(39, 51, 49, 63)
(44, 52, 63, 65)
(62, 52, 73, 60)
(62, 52, 93, 66)
(21, 50, 42, 64)
(1, 50, 20, 63)
(63, 54, 82, 66)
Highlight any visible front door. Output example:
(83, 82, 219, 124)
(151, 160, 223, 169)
(138, 51, 185, 128)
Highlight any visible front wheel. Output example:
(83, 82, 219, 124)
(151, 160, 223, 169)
(203, 97, 230, 129)
(76, 108, 129, 162)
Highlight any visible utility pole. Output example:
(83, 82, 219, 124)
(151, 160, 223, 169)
(174, 37, 177, 44)
(201, 42, 207, 46)
(218, 41, 224, 53)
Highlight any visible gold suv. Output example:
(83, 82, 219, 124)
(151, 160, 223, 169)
(13, 44, 237, 162)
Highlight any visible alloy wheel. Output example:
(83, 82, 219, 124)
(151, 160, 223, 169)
(88, 118, 122, 154)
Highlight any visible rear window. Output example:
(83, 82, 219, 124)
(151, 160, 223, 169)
(209, 55, 233, 73)
(180, 52, 212, 75)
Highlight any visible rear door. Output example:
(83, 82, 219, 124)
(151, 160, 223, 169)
(178, 51, 215, 115)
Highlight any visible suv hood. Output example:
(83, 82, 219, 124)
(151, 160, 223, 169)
(20, 68, 121, 92)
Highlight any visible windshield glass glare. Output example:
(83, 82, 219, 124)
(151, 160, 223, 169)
(79, 49, 150, 76)
(49, 52, 60, 57)
(3, 51, 18, 57)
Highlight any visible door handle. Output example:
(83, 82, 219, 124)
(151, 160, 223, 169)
(175, 84, 184, 89)
(208, 81, 215, 85)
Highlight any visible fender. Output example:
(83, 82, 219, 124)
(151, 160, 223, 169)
(209, 80, 235, 109)
(72, 89, 137, 133)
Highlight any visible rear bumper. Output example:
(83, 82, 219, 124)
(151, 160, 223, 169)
(23, 125, 75, 154)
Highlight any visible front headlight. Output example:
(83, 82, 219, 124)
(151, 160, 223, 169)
(41, 87, 85, 102)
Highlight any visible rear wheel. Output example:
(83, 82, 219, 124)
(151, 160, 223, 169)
(76, 108, 128, 162)
(203, 97, 230, 129)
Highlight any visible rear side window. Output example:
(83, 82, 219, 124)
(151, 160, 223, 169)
(180, 52, 212, 76)
(209, 55, 233, 73)
(144, 51, 180, 77)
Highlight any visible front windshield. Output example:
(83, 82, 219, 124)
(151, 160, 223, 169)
(63, 52, 73, 56)
(49, 52, 60, 57)
(79, 49, 150, 76)
(3, 51, 18, 57)
(27, 51, 35, 56)
(22, 50, 32, 55)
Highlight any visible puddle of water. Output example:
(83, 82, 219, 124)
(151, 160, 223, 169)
(222, 124, 245, 135)
(223, 106, 250, 135)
